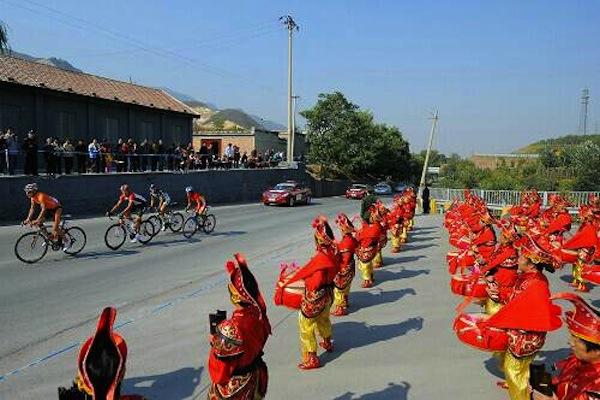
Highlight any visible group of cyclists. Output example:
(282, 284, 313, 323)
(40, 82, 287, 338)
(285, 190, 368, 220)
(23, 182, 208, 245)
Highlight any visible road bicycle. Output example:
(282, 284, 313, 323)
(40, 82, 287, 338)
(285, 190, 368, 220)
(104, 215, 155, 250)
(146, 205, 184, 234)
(14, 217, 87, 264)
(182, 207, 217, 238)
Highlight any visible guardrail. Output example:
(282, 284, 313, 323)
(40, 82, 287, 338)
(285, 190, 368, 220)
(429, 188, 600, 211)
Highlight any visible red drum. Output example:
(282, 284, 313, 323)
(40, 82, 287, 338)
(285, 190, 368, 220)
(453, 312, 509, 352)
(450, 275, 487, 298)
(582, 264, 600, 285)
(446, 252, 458, 264)
(273, 279, 304, 309)
(559, 248, 578, 264)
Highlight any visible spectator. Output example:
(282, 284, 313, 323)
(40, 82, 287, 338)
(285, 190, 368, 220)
(131, 141, 140, 172)
(22, 130, 38, 176)
(157, 139, 165, 171)
(0, 129, 7, 174)
(52, 138, 64, 175)
(199, 142, 208, 169)
(88, 138, 100, 173)
(224, 143, 234, 161)
(6, 129, 19, 175)
(63, 138, 74, 174)
(150, 141, 158, 171)
(75, 139, 86, 173)
(233, 145, 241, 168)
(241, 151, 248, 167)
(139, 139, 149, 171)
(43, 137, 55, 175)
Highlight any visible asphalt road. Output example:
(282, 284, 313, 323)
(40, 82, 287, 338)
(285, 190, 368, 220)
(0, 198, 596, 399)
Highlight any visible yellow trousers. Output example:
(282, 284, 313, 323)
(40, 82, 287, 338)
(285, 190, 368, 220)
(484, 298, 503, 316)
(298, 303, 332, 354)
(358, 259, 374, 281)
(503, 352, 535, 400)
(333, 285, 351, 308)
(373, 251, 383, 268)
(390, 233, 402, 251)
(573, 261, 583, 285)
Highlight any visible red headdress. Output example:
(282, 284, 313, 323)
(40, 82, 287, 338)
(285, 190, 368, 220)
(335, 213, 355, 235)
(226, 253, 270, 329)
(312, 215, 336, 248)
(521, 235, 563, 271)
(552, 292, 600, 345)
(77, 307, 127, 400)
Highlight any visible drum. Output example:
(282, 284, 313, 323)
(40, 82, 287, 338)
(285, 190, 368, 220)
(453, 312, 508, 352)
(582, 264, 600, 285)
(450, 275, 488, 298)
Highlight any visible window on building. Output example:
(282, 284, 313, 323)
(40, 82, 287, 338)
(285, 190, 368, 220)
(105, 117, 119, 142)
(171, 125, 183, 145)
(140, 120, 156, 141)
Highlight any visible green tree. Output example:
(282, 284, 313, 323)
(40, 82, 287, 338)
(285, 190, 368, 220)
(570, 141, 600, 190)
(301, 91, 411, 179)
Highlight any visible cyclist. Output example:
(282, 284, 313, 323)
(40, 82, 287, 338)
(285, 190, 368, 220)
(107, 184, 147, 242)
(23, 183, 65, 244)
(149, 184, 171, 231)
(185, 186, 206, 215)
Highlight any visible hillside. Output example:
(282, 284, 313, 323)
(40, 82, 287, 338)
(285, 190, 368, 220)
(10, 51, 81, 72)
(516, 134, 600, 153)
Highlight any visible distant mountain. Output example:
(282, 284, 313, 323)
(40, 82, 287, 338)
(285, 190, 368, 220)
(9, 51, 82, 72)
(517, 134, 600, 153)
(207, 109, 263, 130)
(159, 87, 219, 110)
(250, 114, 286, 131)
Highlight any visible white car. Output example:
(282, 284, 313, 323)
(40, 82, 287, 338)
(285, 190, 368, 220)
(373, 183, 393, 195)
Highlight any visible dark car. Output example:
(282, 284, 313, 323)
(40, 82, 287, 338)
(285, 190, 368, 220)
(393, 182, 409, 193)
(345, 183, 373, 200)
(262, 181, 312, 206)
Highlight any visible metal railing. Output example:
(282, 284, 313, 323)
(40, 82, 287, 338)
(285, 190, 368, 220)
(429, 188, 600, 209)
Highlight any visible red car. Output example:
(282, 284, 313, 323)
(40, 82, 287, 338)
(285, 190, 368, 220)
(262, 181, 312, 206)
(346, 184, 372, 200)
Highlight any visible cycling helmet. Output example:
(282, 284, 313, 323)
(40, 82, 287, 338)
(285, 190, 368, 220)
(24, 183, 38, 194)
(120, 184, 129, 192)
(149, 183, 156, 191)
(185, 186, 193, 193)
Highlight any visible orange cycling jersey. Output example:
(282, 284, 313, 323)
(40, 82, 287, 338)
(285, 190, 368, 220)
(32, 192, 61, 209)
(188, 192, 205, 211)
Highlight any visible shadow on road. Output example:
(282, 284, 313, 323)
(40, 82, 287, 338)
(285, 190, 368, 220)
(409, 235, 440, 243)
(383, 255, 426, 266)
(350, 288, 416, 313)
(209, 230, 247, 238)
(333, 381, 411, 400)
(403, 243, 437, 251)
(321, 317, 424, 365)
(559, 274, 573, 285)
(75, 249, 139, 260)
(483, 355, 504, 379)
(146, 237, 202, 247)
(375, 268, 430, 284)
(592, 299, 600, 308)
(410, 227, 436, 233)
(123, 366, 203, 400)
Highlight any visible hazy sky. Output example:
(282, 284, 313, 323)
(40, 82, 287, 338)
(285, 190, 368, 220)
(2, 0, 599, 154)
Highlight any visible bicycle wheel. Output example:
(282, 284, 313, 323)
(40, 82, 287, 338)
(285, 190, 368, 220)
(202, 214, 217, 234)
(105, 224, 126, 250)
(15, 232, 48, 263)
(138, 220, 155, 244)
(63, 227, 87, 255)
(169, 212, 185, 232)
(147, 215, 162, 235)
(182, 216, 198, 238)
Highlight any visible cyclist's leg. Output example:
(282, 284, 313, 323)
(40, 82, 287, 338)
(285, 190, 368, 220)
(53, 208, 64, 240)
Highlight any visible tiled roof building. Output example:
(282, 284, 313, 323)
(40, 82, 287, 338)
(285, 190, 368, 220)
(0, 55, 199, 144)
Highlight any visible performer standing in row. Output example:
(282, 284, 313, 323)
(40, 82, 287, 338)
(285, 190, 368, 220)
(331, 213, 358, 316)
(207, 254, 271, 399)
(355, 195, 384, 288)
(285, 216, 338, 370)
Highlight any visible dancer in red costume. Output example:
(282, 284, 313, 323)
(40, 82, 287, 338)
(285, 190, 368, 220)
(283, 216, 339, 370)
(207, 254, 271, 400)
(331, 213, 358, 316)
(355, 195, 385, 288)
(58, 307, 146, 400)
(531, 293, 600, 400)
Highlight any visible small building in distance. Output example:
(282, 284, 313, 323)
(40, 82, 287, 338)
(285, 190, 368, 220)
(0, 55, 199, 144)
(194, 128, 306, 158)
(471, 153, 539, 170)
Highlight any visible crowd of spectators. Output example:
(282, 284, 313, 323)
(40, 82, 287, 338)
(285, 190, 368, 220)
(0, 128, 290, 176)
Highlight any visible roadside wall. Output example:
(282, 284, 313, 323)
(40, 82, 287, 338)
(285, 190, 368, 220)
(0, 169, 348, 222)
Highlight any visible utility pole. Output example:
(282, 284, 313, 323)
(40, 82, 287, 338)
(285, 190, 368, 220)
(280, 15, 298, 164)
(579, 88, 590, 135)
(291, 95, 300, 160)
(419, 110, 439, 198)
